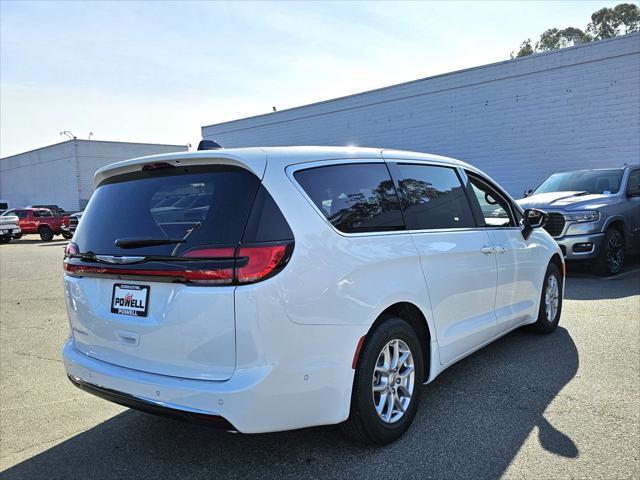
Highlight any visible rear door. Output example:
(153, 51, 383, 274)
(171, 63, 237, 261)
(390, 162, 498, 365)
(65, 163, 262, 381)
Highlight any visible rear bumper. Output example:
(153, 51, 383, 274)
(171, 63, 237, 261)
(67, 374, 235, 430)
(63, 327, 361, 433)
(556, 232, 605, 260)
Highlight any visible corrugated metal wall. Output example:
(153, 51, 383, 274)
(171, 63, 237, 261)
(0, 140, 187, 211)
(202, 33, 640, 197)
(0, 141, 78, 210)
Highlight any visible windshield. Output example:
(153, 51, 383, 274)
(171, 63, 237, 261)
(534, 169, 623, 195)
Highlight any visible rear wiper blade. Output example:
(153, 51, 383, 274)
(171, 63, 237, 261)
(114, 237, 186, 249)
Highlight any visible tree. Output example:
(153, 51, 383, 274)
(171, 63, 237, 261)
(612, 3, 640, 33)
(511, 39, 534, 59)
(512, 3, 639, 58)
(536, 27, 591, 52)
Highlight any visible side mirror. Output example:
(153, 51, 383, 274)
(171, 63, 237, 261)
(522, 208, 547, 240)
(523, 189, 533, 198)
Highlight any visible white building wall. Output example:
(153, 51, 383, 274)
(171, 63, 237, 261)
(75, 141, 187, 208)
(1, 140, 187, 211)
(0, 141, 78, 210)
(202, 33, 640, 197)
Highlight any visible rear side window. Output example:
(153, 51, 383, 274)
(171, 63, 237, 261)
(74, 165, 261, 256)
(33, 210, 52, 218)
(294, 163, 404, 233)
(395, 164, 475, 230)
(242, 185, 293, 242)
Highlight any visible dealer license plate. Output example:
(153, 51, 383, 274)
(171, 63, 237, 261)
(111, 284, 150, 317)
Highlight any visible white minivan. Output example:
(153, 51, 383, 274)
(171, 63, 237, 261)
(62, 146, 563, 444)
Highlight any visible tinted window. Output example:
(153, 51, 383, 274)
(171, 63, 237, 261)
(74, 165, 261, 256)
(294, 163, 404, 233)
(243, 185, 293, 242)
(33, 210, 52, 218)
(396, 164, 475, 230)
(8, 210, 28, 219)
(627, 170, 640, 194)
(467, 174, 515, 228)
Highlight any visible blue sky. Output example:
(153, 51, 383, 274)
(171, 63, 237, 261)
(0, 0, 622, 156)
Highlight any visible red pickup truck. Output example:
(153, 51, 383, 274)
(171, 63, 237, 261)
(3, 208, 72, 241)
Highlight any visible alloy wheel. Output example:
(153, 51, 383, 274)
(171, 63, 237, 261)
(545, 274, 559, 323)
(372, 339, 415, 424)
(606, 233, 624, 274)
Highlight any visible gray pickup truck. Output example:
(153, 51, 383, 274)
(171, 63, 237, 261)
(517, 166, 640, 276)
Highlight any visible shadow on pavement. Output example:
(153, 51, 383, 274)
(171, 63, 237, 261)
(564, 257, 640, 301)
(2, 328, 578, 480)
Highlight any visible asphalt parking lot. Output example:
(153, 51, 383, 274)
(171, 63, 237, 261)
(1, 239, 638, 479)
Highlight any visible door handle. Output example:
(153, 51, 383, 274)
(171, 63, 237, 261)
(480, 245, 495, 254)
(495, 245, 507, 254)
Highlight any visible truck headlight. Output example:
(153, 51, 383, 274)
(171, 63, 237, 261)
(565, 211, 600, 223)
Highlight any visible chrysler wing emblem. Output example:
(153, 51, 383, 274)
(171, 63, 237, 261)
(95, 255, 146, 265)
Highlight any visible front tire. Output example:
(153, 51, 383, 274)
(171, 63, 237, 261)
(529, 263, 562, 334)
(340, 317, 424, 445)
(13, 233, 22, 240)
(39, 226, 54, 241)
(594, 228, 625, 276)
(62, 231, 73, 240)
(0, 235, 10, 244)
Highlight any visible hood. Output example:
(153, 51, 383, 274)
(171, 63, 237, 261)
(516, 191, 617, 211)
(0, 215, 19, 225)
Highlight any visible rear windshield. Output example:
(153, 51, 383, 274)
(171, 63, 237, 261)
(73, 165, 261, 256)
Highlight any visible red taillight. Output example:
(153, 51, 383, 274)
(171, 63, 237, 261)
(63, 263, 234, 283)
(236, 245, 287, 283)
(62, 216, 70, 227)
(63, 243, 292, 285)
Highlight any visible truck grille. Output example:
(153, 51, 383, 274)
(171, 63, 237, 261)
(70, 217, 79, 229)
(544, 213, 566, 237)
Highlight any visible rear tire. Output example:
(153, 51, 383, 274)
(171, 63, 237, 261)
(594, 228, 625, 276)
(39, 226, 54, 241)
(529, 263, 562, 334)
(0, 235, 11, 244)
(13, 233, 22, 240)
(340, 317, 424, 445)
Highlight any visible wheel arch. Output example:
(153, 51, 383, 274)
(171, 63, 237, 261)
(603, 217, 627, 243)
(363, 302, 433, 383)
(549, 252, 564, 277)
